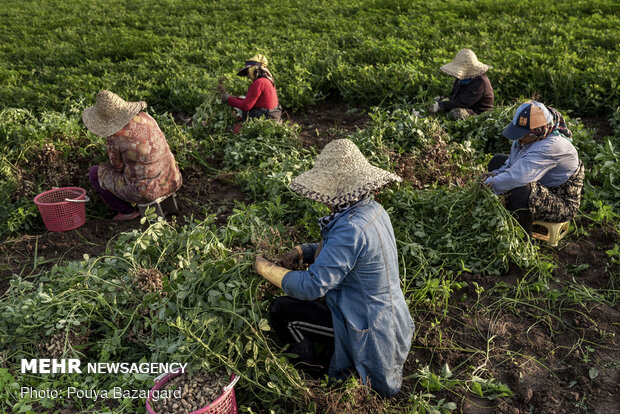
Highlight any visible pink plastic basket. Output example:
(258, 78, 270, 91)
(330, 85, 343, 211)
(146, 370, 239, 414)
(33, 187, 89, 232)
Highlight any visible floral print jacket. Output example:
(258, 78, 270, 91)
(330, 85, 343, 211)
(98, 112, 182, 204)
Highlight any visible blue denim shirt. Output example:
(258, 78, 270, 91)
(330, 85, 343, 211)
(485, 132, 579, 194)
(282, 198, 415, 397)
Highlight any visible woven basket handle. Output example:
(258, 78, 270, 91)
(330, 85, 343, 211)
(153, 367, 183, 385)
(64, 196, 90, 203)
(223, 374, 240, 391)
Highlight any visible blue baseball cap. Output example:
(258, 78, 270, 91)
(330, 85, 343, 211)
(503, 101, 553, 140)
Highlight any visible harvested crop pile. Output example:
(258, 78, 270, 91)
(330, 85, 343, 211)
(24, 143, 80, 188)
(306, 380, 384, 414)
(274, 253, 306, 271)
(380, 184, 539, 276)
(41, 330, 91, 359)
(133, 267, 164, 294)
(149, 370, 230, 413)
(390, 136, 469, 189)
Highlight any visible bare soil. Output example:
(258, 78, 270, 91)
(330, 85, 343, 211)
(400, 220, 619, 414)
(287, 101, 370, 148)
(1, 104, 618, 414)
(580, 116, 615, 141)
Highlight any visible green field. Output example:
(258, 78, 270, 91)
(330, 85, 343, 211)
(1, 0, 619, 114)
(0, 0, 618, 413)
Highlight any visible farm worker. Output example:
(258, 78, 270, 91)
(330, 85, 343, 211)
(220, 54, 282, 123)
(253, 139, 415, 397)
(428, 48, 494, 120)
(482, 101, 583, 235)
(83, 90, 183, 221)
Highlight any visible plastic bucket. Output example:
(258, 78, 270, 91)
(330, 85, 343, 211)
(146, 370, 239, 414)
(33, 187, 88, 232)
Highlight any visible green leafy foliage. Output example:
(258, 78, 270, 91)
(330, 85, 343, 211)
(0, 1, 618, 115)
(0, 218, 306, 412)
(0, 107, 102, 235)
(586, 139, 620, 211)
(192, 91, 238, 135)
(442, 105, 517, 155)
(384, 184, 541, 277)
(0, 1, 618, 413)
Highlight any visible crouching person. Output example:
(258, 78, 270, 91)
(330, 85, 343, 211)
(83, 91, 182, 221)
(253, 139, 415, 397)
(220, 54, 282, 123)
(483, 101, 584, 236)
(428, 48, 494, 120)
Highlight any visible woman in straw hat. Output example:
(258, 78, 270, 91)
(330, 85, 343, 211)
(83, 90, 182, 221)
(220, 54, 282, 123)
(253, 139, 414, 397)
(482, 101, 583, 236)
(428, 48, 494, 120)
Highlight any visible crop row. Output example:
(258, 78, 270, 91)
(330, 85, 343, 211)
(1, 104, 618, 411)
(0, 0, 618, 115)
(0, 115, 552, 412)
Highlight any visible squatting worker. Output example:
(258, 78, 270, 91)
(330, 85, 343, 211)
(428, 48, 494, 120)
(482, 101, 583, 235)
(253, 139, 415, 397)
(83, 91, 182, 221)
(220, 54, 282, 123)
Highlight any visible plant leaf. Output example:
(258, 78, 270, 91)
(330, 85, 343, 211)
(589, 367, 598, 379)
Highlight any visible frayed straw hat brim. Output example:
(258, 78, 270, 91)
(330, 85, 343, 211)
(440, 62, 491, 79)
(82, 91, 146, 137)
(290, 139, 402, 205)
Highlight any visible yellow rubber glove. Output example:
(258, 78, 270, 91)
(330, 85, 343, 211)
(254, 255, 291, 288)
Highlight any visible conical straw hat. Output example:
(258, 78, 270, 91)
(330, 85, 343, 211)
(440, 49, 491, 80)
(290, 139, 402, 205)
(82, 90, 147, 137)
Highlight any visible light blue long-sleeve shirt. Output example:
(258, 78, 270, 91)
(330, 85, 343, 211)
(282, 198, 414, 397)
(485, 132, 579, 195)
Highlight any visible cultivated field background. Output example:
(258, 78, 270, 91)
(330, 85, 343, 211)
(0, 1, 618, 413)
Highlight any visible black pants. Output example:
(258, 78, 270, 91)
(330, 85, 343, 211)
(269, 296, 334, 376)
(488, 154, 533, 235)
(242, 105, 282, 123)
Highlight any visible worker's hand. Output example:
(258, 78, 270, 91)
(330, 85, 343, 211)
(221, 92, 230, 104)
(253, 255, 271, 274)
(478, 172, 495, 182)
(478, 172, 494, 188)
(276, 246, 303, 268)
(254, 255, 288, 289)
(428, 102, 440, 114)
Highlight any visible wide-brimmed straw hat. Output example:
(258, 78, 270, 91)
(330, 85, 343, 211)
(237, 54, 268, 77)
(82, 90, 147, 137)
(440, 49, 491, 80)
(290, 139, 402, 205)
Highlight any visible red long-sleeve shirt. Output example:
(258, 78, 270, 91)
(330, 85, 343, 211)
(227, 77, 279, 111)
